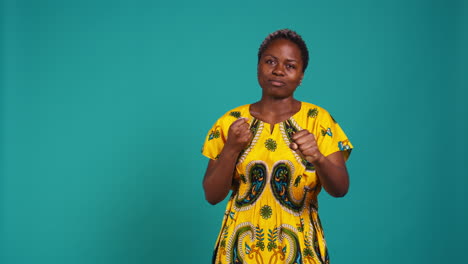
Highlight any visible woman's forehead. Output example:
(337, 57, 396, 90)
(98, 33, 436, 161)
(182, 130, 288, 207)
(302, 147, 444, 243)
(262, 39, 302, 59)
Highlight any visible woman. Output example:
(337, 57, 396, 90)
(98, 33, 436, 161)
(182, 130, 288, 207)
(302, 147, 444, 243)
(201, 29, 353, 264)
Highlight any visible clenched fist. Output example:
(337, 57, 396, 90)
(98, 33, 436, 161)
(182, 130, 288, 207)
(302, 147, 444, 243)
(290, 129, 324, 164)
(226, 118, 252, 152)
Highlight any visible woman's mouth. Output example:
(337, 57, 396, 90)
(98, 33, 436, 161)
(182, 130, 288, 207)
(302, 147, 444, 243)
(269, 79, 285, 86)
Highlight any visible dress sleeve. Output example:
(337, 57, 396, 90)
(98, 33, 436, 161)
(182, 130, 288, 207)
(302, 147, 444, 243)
(315, 111, 353, 161)
(201, 117, 227, 160)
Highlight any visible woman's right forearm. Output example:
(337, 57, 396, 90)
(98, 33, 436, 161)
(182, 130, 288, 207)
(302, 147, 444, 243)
(203, 146, 241, 205)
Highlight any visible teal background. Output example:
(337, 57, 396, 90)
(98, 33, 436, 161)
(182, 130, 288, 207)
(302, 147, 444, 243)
(1, 0, 467, 263)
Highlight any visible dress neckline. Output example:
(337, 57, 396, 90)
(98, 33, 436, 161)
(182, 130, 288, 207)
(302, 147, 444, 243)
(247, 101, 303, 131)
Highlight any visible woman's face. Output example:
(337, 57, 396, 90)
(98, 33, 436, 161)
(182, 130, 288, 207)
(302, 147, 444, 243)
(257, 38, 304, 99)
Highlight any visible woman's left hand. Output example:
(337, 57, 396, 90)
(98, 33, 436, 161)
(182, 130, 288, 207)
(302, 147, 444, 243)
(290, 130, 324, 164)
(290, 129, 349, 197)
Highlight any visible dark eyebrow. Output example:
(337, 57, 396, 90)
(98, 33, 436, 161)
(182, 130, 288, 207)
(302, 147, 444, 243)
(263, 54, 278, 60)
(263, 54, 298, 63)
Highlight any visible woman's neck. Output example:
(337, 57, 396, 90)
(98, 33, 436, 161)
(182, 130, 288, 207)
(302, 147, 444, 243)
(250, 97, 301, 125)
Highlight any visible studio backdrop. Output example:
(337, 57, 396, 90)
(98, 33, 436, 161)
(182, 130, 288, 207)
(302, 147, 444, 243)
(1, 0, 467, 263)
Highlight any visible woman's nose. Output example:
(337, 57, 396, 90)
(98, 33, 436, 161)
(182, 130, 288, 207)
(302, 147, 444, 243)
(272, 64, 285, 76)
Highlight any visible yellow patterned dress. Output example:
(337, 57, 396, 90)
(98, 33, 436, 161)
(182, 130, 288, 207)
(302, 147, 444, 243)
(202, 102, 353, 264)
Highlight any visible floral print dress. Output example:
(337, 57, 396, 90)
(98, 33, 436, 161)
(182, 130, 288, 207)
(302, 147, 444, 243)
(202, 102, 353, 264)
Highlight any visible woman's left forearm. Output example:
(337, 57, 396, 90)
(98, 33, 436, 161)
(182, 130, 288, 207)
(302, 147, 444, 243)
(312, 151, 349, 197)
(291, 130, 349, 197)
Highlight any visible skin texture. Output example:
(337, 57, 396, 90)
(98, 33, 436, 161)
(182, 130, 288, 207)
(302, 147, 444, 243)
(203, 39, 349, 205)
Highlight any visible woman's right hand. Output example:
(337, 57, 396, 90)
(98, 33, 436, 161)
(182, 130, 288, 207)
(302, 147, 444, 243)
(202, 118, 252, 205)
(225, 118, 252, 152)
(203, 117, 252, 205)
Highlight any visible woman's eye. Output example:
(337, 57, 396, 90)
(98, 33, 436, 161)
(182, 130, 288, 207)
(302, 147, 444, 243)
(286, 64, 296, 69)
(266, 59, 275, 65)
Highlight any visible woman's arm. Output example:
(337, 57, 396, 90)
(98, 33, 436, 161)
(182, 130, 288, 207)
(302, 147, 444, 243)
(203, 118, 252, 205)
(312, 151, 349, 197)
(291, 130, 349, 197)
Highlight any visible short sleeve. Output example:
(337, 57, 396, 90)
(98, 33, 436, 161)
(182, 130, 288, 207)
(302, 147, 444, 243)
(201, 118, 227, 160)
(315, 111, 353, 161)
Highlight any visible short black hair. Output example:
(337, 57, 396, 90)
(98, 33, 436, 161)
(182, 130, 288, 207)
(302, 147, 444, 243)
(257, 29, 309, 73)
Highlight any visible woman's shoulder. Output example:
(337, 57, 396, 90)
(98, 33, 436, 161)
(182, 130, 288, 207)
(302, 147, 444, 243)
(299, 101, 331, 117)
(218, 104, 251, 120)
(209, 104, 251, 129)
